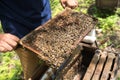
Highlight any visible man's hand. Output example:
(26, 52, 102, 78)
(60, 0, 78, 9)
(0, 33, 19, 52)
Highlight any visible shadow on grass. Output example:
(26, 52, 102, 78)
(87, 4, 116, 18)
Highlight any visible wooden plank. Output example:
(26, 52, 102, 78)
(92, 53, 107, 80)
(29, 63, 49, 80)
(110, 55, 118, 79)
(100, 53, 115, 80)
(83, 53, 100, 80)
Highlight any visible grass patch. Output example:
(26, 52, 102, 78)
(0, 52, 22, 80)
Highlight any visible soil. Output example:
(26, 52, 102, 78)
(21, 9, 97, 68)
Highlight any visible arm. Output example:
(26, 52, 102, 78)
(0, 33, 19, 52)
(60, 0, 78, 9)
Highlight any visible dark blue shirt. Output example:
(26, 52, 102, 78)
(0, 0, 51, 38)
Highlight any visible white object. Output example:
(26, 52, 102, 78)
(82, 29, 96, 44)
(40, 67, 54, 80)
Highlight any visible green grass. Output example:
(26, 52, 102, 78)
(0, 52, 22, 80)
(118, 78, 120, 80)
(0, 22, 3, 33)
(50, 0, 63, 17)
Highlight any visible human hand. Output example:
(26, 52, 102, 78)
(0, 33, 19, 52)
(60, 0, 78, 9)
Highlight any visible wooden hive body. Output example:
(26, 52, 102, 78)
(96, 0, 120, 9)
(20, 9, 97, 69)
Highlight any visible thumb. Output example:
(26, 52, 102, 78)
(60, 0, 67, 8)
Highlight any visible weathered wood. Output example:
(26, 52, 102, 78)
(96, 0, 119, 9)
(92, 52, 107, 80)
(29, 63, 49, 80)
(100, 53, 115, 80)
(82, 49, 118, 80)
(83, 53, 100, 80)
(110, 55, 118, 79)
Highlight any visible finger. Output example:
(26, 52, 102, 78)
(6, 33, 19, 42)
(75, 0, 78, 5)
(61, 1, 67, 8)
(4, 38, 18, 47)
(67, 0, 78, 8)
(70, 1, 77, 7)
(0, 41, 13, 51)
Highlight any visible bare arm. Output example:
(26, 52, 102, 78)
(0, 33, 19, 52)
(60, 0, 78, 9)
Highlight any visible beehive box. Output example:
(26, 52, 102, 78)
(60, 47, 119, 80)
(62, 44, 96, 80)
(96, 0, 120, 9)
(83, 50, 119, 80)
(20, 9, 97, 69)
